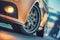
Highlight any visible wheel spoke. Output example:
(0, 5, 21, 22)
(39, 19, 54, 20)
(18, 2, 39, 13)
(24, 6, 40, 32)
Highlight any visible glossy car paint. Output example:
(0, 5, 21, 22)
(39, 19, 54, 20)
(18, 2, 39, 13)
(0, 0, 36, 24)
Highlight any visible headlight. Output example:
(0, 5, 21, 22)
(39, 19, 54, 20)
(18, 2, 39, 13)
(4, 5, 14, 14)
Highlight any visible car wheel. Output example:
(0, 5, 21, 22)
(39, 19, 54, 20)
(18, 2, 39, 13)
(12, 3, 41, 35)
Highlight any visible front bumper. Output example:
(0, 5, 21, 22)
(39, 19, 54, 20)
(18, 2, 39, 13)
(0, 14, 24, 27)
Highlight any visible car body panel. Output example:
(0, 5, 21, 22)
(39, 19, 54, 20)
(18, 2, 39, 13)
(0, 0, 36, 24)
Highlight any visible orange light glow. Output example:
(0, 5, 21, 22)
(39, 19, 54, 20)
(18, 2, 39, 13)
(0, 31, 16, 40)
(4, 6, 14, 14)
(47, 22, 54, 28)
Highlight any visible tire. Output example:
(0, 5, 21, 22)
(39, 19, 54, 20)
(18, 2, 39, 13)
(12, 3, 41, 35)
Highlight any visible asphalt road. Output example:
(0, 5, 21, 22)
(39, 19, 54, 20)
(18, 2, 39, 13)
(0, 26, 57, 40)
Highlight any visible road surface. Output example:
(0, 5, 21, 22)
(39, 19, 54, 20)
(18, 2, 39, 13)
(0, 26, 56, 40)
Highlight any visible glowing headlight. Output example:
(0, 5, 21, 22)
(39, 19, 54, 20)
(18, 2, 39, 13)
(4, 6, 14, 14)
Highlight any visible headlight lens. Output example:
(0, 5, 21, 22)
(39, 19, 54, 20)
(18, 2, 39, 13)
(4, 6, 14, 14)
